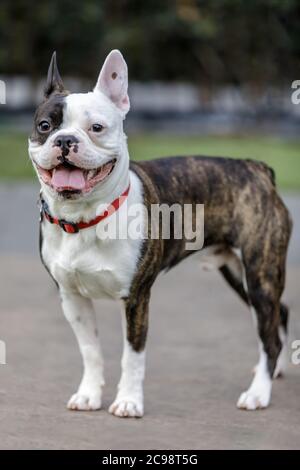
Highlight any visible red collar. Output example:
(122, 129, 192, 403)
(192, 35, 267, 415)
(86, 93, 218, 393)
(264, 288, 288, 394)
(40, 184, 130, 234)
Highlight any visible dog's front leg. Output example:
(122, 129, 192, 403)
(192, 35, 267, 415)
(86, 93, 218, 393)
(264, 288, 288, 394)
(109, 294, 149, 418)
(60, 291, 104, 411)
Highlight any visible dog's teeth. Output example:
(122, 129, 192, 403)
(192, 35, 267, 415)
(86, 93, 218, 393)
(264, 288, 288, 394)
(87, 170, 97, 180)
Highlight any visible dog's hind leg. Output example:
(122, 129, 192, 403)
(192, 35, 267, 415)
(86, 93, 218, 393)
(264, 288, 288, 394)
(237, 299, 281, 411)
(109, 291, 150, 418)
(273, 303, 289, 378)
(236, 241, 288, 410)
(220, 251, 289, 379)
(219, 257, 249, 306)
(250, 302, 289, 379)
(60, 291, 104, 411)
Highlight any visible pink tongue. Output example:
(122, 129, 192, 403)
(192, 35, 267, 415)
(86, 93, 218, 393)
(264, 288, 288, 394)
(51, 167, 86, 190)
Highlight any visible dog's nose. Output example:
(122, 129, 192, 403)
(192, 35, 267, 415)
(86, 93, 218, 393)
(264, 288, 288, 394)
(54, 135, 78, 148)
(54, 134, 78, 150)
(54, 135, 79, 159)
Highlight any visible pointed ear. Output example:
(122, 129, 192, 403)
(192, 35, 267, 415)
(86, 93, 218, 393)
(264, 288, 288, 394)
(44, 51, 65, 98)
(94, 50, 130, 114)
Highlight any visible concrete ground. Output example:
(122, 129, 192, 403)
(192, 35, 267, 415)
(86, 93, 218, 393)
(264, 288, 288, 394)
(0, 184, 299, 450)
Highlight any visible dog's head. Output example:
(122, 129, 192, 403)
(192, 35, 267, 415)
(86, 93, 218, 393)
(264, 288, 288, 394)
(28, 50, 130, 199)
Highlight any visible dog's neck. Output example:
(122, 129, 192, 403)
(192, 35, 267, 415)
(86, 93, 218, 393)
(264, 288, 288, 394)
(41, 134, 130, 223)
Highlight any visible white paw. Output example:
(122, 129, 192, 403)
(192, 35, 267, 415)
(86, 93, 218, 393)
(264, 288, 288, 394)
(237, 387, 271, 410)
(109, 397, 143, 418)
(67, 391, 102, 411)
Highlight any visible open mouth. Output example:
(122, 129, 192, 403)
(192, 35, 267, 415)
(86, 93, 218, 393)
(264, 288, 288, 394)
(36, 158, 117, 194)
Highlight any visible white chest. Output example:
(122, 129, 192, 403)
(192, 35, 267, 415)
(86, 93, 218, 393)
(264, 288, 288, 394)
(41, 172, 144, 299)
(43, 229, 140, 298)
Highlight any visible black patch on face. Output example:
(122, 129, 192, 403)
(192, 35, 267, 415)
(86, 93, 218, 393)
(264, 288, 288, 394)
(30, 92, 68, 145)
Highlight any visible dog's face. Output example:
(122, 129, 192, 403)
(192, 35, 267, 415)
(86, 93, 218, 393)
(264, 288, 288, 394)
(29, 50, 130, 199)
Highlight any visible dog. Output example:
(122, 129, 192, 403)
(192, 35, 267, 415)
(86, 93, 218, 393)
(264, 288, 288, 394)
(28, 50, 292, 417)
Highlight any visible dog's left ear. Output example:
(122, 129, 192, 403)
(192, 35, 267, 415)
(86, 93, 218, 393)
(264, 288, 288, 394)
(94, 50, 130, 115)
(44, 51, 65, 98)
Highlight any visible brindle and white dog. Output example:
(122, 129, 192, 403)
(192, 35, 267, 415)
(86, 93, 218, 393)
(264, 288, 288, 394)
(28, 50, 292, 417)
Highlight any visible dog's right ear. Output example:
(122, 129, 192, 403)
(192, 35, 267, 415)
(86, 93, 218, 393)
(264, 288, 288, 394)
(94, 50, 130, 115)
(44, 51, 65, 98)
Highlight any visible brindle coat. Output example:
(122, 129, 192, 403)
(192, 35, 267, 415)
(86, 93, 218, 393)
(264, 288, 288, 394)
(124, 156, 292, 378)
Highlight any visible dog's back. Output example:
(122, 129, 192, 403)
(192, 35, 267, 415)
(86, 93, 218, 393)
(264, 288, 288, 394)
(131, 156, 292, 270)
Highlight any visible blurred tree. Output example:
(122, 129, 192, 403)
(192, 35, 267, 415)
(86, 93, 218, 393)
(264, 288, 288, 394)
(0, 0, 299, 84)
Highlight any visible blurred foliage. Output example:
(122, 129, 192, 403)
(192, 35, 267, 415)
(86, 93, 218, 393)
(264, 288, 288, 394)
(0, 0, 299, 84)
(1, 131, 300, 189)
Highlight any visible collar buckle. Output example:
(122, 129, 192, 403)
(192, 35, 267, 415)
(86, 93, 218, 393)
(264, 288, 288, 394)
(41, 199, 53, 223)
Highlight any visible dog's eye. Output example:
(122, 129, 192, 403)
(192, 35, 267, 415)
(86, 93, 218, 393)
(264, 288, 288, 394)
(91, 123, 104, 133)
(38, 120, 51, 133)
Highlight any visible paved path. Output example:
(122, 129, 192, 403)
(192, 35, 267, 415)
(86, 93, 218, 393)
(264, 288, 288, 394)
(0, 185, 299, 449)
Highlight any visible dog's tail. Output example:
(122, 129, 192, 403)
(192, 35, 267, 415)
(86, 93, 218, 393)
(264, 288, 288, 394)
(260, 161, 276, 187)
(265, 164, 276, 187)
(246, 159, 276, 187)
